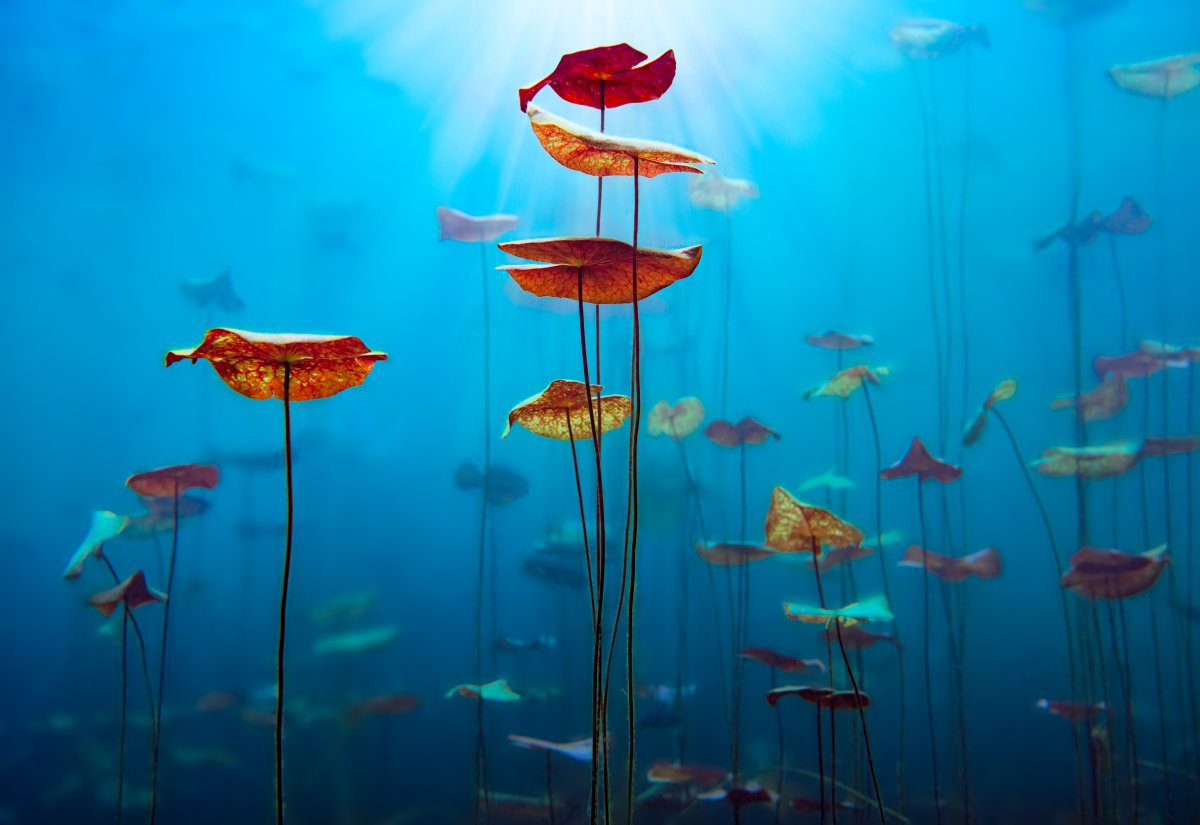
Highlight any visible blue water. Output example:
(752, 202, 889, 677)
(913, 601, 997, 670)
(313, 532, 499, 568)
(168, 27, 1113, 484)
(2, 0, 1199, 822)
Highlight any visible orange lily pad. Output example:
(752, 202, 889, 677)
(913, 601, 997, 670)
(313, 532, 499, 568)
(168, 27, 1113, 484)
(1050, 374, 1129, 422)
(519, 44, 676, 113)
(1109, 54, 1200, 99)
(126, 464, 220, 498)
(818, 543, 875, 572)
(648, 397, 705, 439)
(437, 206, 519, 242)
(1062, 545, 1169, 599)
(502, 379, 631, 440)
(695, 542, 776, 566)
(899, 546, 1001, 582)
(804, 365, 889, 400)
(88, 570, 167, 617)
(764, 487, 864, 553)
(497, 237, 702, 304)
(1034, 442, 1141, 479)
(165, 328, 387, 401)
(881, 437, 962, 483)
(527, 105, 714, 178)
(705, 417, 780, 448)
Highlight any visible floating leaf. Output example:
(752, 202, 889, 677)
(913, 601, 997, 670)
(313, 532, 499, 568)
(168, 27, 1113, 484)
(502, 379, 631, 440)
(498, 237, 702, 304)
(821, 624, 900, 651)
(345, 694, 421, 722)
(165, 328, 387, 402)
(765, 487, 864, 553)
(818, 544, 874, 572)
(881, 437, 962, 483)
(899, 546, 1001, 582)
(766, 685, 870, 710)
(126, 464, 220, 498)
(527, 105, 714, 178)
(804, 365, 888, 400)
(798, 467, 856, 493)
(738, 648, 826, 673)
(1103, 197, 1152, 235)
(695, 542, 776, 566)
(519, 44, 676, 113)
(1050, 375, 1129, 422)
(1141, 435, 1200, 457)
(965, 378, 1017, 445)
(508, 734, 593, 762)
(437, 206, 519, 242)
(805, 331, 874, 351)
(182, 269, 243, 313)
(1062, 545, 1169, 599)
(1034, 442, 1141, 479)
(688, 173, 759, 211)
(88, 570, 166, 617)
(445, 678, 521, 702)
(648, 397, 705, 440)
(647, 762, 728, 786)
(1109, 54, 1200, 99)
(704, 417, 780, 448)
(63, 511, 130, 579)
(890, 18, 989, 58)
(1036, 698, 1110, 722)
(782, 594, 893, 626)
(313, 626, 399, 656)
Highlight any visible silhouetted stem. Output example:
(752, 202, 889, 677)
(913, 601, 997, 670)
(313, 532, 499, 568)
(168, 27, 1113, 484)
(834, 619, 886, 824)
(474, 238, 492, 824)
(547, 751, 557, 825)
(916, 482, 942, 825)
(275, 364, 294, 825)
(860, 383, 906, 811)
(148, 479, 179, 825)
(116, 604, 127, 825)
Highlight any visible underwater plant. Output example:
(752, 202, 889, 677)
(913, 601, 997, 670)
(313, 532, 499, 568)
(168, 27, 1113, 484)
(165, 328, 386, 825)
(88, 570, 165, 825)
(508, 734, 593, 823)
(125, 463, 218, 823)
(438, 202, 521, 810)
(881, 437, 963, 824)
(765, 488, 887, 824)
(510, 47, 707, 819)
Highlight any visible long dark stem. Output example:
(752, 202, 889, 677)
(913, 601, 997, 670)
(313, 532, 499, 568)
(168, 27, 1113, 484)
(547, 751, 557, 825)
(916, 482, 942, 825)
(474, 239, 492, 823)
(148, 480, 179, 825)
(834, 619, 886, 824)
(991, 408, 1086, 818)
(720, 202, 733, 417)
(1109, 600, 1139, 824)
(816, 701, 826, 825)
(861, 384, 906, 812)
(772, 667, 783, 825)
(98, 555, 156, 746)
(275, 363, 294, 825)
(116, 604, 127, 825)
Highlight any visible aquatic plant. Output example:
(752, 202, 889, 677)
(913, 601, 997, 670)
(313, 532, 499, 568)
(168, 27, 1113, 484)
(88, 569, 165, 825)
(165, 328, 386, 825)
(508, 734, 593, 823)
(881, 438, 962, 823)
(125, 463, 218, 823)
(438, 202, 520, 811)
(510, 48, 705, 819)
(766, 488, 886, 823)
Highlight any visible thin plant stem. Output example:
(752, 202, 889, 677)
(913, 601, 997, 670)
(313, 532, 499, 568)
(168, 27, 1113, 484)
(148, 479, 180, 825)
(473, 238, 492, 823)
(916, 481, 942, 825)
(834, 619, 887, 824)
(275, 363, 294, 825)
(116, 604, 127, 825)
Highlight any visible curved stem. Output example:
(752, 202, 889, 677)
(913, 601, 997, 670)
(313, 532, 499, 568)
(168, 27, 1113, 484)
(861, 384, 906, 811)
(275, 363, 294, 825)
